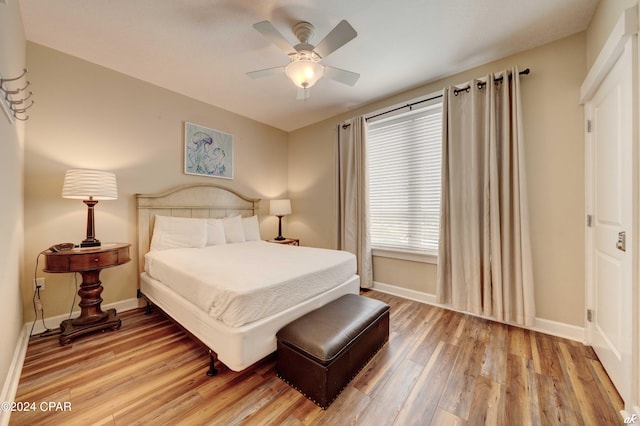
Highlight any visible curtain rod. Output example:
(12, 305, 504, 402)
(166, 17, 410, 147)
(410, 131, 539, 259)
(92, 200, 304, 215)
(365, 68, 530, 122)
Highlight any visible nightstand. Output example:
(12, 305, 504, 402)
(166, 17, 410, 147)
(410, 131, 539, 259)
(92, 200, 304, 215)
(43, 242, 131, 345)
(266, 238, 300, 246)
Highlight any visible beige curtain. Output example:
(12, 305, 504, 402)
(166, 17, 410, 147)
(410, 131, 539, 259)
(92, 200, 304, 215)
(437, 67, 535, 326)
(336, 116, 373, 288)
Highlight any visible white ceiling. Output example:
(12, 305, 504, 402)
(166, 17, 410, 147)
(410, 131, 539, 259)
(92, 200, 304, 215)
(19, 0, 598, 132)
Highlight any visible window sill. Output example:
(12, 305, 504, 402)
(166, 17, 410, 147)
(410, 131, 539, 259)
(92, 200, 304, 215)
(371, 248, 437, 264)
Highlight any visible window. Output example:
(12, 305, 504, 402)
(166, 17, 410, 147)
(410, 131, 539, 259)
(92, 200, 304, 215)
(367, 101, 442, 257)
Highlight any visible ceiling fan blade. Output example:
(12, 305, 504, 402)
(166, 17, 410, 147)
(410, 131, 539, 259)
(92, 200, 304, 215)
(246, 66, 285, 79)
(253, 21, 296, 54)
(324, 66, 360, 86)
(313, 20, 357, 58)
(296, 87, 310, 100)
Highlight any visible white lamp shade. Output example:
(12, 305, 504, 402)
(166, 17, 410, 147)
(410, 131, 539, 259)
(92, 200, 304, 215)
(285, 59, 324, 89)
(62, 169, 118, 200)
(270, 199, 292, 216)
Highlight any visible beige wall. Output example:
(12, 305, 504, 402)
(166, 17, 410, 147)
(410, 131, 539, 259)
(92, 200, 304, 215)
(23, 43, 289, 321)
(586, 0, 638, 69)
(289, 33, 587, 327)
(0, 0, 26, 397)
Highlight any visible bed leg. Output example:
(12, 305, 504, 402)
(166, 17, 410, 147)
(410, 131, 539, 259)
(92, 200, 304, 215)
(137, 289, 153, 315)
(145, 301, 152, 315)
(207, 350, 218, 376)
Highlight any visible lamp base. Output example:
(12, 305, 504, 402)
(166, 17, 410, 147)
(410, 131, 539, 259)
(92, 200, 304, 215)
(80, 239, 101, 248)
(274, 215, 286, 241)
(81, 199, 102, 248)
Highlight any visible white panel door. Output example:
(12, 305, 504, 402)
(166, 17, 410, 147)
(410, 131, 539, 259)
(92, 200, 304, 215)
(586, 38, 633, 407)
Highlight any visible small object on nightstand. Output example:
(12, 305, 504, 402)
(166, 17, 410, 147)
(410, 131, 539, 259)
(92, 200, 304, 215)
(267, 238, 299, 246)
(49, 242, 75, 252)
(43, 242, 130, 345)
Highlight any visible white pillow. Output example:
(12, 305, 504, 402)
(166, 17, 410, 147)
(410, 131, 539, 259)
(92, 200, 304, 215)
(223, 215, 246, 243)
(206, 218, 226, 246)
(242, 215, 261, 241)
(150, 215, 207, 251)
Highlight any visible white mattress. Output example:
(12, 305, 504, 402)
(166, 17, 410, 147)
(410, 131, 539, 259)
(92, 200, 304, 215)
(144, 241, 357, 327)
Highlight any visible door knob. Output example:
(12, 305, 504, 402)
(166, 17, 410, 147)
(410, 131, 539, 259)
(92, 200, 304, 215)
(617, 231, 626, 252)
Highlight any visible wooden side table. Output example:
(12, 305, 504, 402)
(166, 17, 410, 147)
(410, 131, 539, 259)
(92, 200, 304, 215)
(266, 238, 300, 246)
(43, 243, 131, 345)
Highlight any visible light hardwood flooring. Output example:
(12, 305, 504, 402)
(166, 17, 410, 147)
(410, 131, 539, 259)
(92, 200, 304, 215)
(11, 291, 623, 425)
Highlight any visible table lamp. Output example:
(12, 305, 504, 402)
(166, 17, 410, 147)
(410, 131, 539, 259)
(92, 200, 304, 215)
(62, 169, 118, 247)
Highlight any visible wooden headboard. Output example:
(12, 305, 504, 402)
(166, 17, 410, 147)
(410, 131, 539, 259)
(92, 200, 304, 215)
(136, 183, 261, 273)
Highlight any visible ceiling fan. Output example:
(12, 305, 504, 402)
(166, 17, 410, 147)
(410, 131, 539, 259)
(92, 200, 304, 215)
(247, 20, 359, 100)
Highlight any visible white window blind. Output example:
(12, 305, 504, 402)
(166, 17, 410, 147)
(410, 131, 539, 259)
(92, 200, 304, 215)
(367, 102, 442, 255)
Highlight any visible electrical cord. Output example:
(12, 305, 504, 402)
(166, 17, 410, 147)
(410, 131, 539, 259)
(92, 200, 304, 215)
(68, 272, 79, 319)
(29, 250, 66, 338)
(30, 251, 52, 337)
(30, 249, 85, 338)
(28, 283, 40, 337)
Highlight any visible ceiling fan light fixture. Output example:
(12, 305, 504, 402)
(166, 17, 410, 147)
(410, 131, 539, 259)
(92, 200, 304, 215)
(285, 51, 324, 89)
(249, 20, 358, 98)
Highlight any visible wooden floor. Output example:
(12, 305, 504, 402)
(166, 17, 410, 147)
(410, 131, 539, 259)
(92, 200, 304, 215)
(11, 291, 623, 425)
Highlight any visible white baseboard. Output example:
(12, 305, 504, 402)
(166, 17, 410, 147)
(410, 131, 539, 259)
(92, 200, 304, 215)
(372, 281, 586, 343)
(0, 297, 140, 426)
(0, 324, 30, 426)
(532, 317, 586, 343)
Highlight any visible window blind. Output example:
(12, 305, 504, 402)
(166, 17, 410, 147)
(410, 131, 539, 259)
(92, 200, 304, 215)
(367, 103, 442, 255)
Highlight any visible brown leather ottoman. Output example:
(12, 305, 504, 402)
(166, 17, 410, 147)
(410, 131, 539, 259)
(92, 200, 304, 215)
(276, 294, 390, 409)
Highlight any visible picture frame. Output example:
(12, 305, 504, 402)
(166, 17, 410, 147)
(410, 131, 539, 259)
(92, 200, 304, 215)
(184, 122, 234, 179)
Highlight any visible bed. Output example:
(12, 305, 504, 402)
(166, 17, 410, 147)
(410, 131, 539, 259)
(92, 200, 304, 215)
(136, 183, 360, 373)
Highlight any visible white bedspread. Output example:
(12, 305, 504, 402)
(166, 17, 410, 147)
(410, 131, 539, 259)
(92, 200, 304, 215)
(144, 241, 357, 327)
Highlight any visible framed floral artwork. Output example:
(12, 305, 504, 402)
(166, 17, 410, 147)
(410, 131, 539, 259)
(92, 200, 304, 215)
(184, 122, 233, 179)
